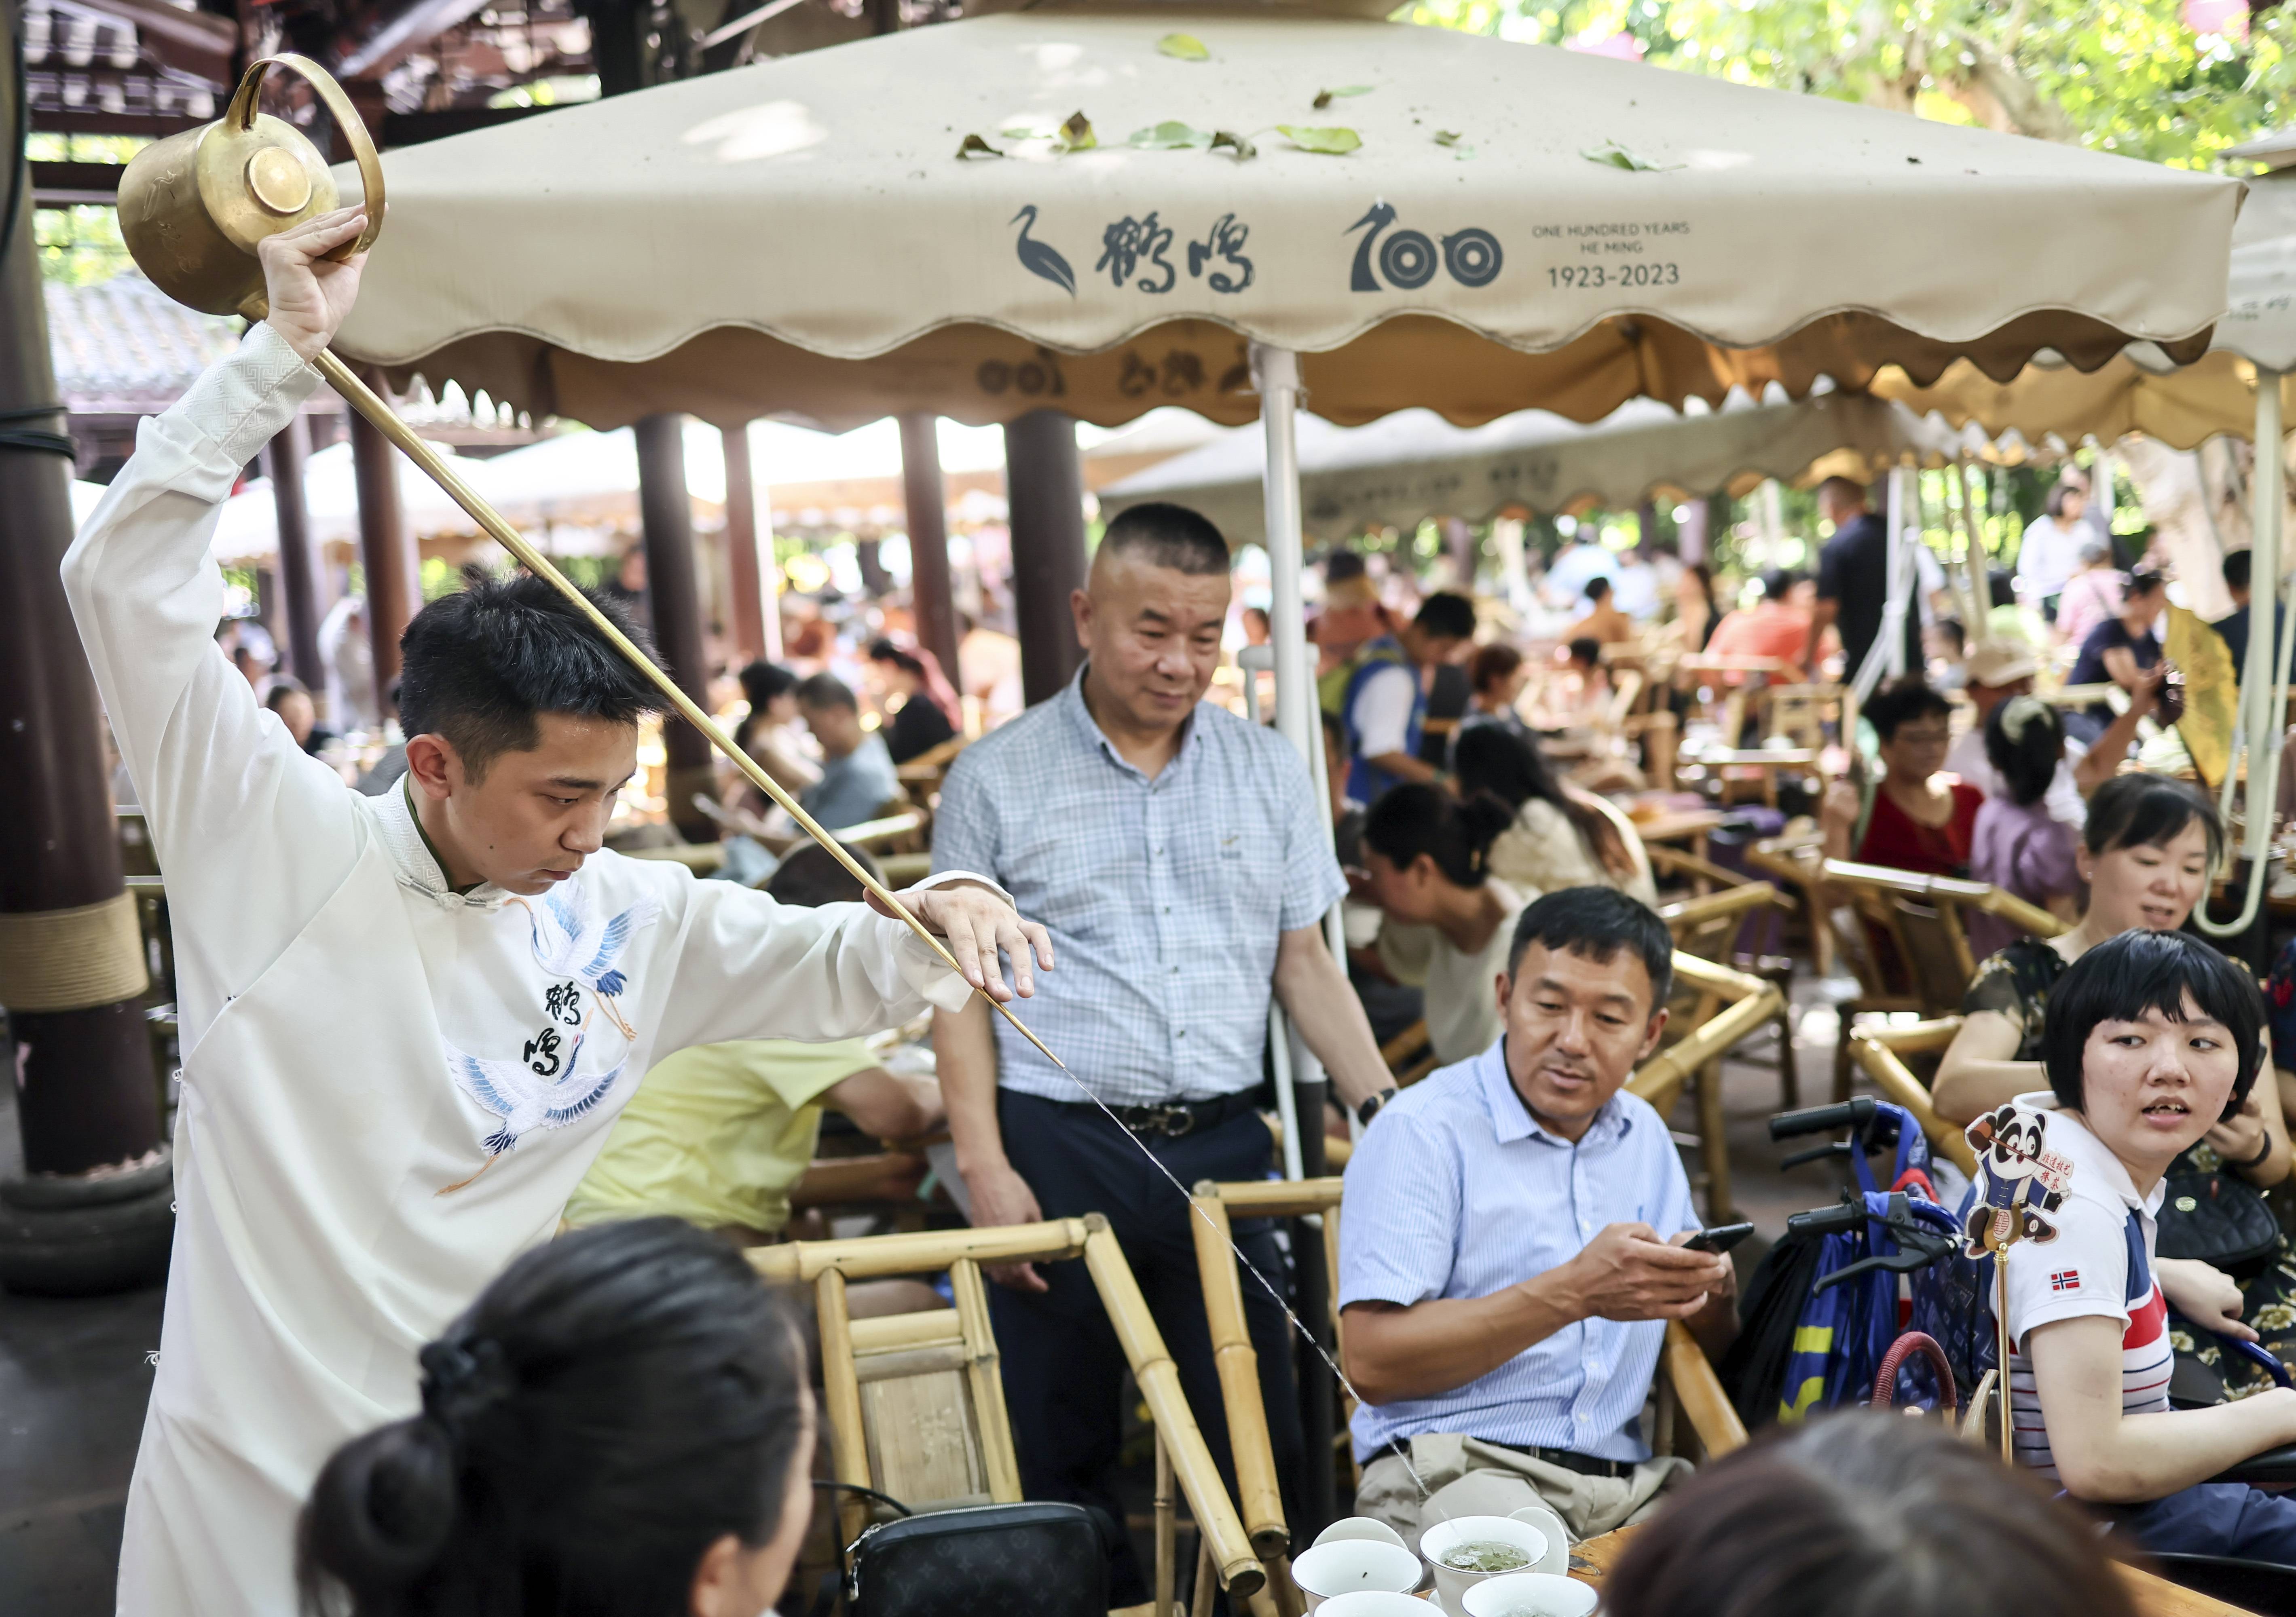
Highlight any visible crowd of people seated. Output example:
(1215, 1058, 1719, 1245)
(89, 258, 2296, 1617)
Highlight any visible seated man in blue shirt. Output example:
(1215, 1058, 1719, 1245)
(795, 671, 903, 831)
(1339, 887, 1736, 1546)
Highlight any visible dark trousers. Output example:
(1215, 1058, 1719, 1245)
(991, 1090, 1306, 1606)
(2125, 1482, 2296, 1566)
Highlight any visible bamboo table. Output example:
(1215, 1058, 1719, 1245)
(1564, 1526, 2257, 1615)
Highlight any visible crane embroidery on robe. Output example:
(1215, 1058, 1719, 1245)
(438, 1032, 626, 1195)
(512, 878, 660, 1038)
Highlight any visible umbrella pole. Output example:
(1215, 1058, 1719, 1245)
(306, 350, 1069, 1070)
(2202, 370, 2287, 938)
(1250, 341, 1339, 1534)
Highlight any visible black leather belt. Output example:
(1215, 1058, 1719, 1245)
(1057, 1091, 1260, 1139)
(1384, 1438, 1632, 1481)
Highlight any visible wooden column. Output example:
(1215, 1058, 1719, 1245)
(348, 374, 419, 708)
(899, 412, 961, 686)
(0, 44, 160, 1176)
(267, 413, 325, 696)
(636, 413, 717, 842)
(1004, 408, 1087, 706)
(721, 423, 767, 663)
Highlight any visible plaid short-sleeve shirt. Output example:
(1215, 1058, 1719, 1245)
(929, 667, 1347, 1105)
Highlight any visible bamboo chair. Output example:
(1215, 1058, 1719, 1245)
(1846, 1017, 1981, 1177)
(1818, 861, 2064, 1098)
(752, 1217, 1265, 1615)
(1655, 878, 1800, 1112)
(1745, 826, 1833, 979)
(1763, 683, 1841, 756)
(1379, 1020, 1439, 1087)
(1630, 952, 1789, 1223)
(1184, 1168, 1751, 1611)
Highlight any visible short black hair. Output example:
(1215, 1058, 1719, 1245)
(1981, 696, 2063, 809)
(1932, 617, 1967, 654)
(739, 660, 799, 710)
(1817, 475, 1868, 508)
(263, 674, 311, 709)
(1504, 887, 1673, 1011)
(1467, 642, 1524, 694)
(1414, 591, 1476, 641)
(1326, 550, 1369, 585)
(1099, 502, 1230, 576)
(2082, 773, 2223, 865)
(1567, 636, 1603, 668)
(1862, 676, 1950, 742)
(2046, 481, 2084, 520)
(1361, 782, 1514, 888)
(2224, 549, 2253, 593)
(2040, 930, 2263, 1119)
(794, 672, 858, 713)
(2125, 566, 2167, 600)
(1759, 568, 1801, 602)
(765, 841, 881, 908)
(1584, 575, 1613, 603)
(397, 572, 658, 778)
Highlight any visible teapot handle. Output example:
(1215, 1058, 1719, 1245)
(224, 53, 386, 261)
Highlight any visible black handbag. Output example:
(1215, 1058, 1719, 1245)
(846, 1501, 1112, 1617)
(2155, 1166, 2283, 1276)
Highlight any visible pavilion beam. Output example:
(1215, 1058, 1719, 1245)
(268, 414, 326, 699)
(722, 424, 767, 664)
(900, 411, 961, 691)
(1004, 408, 1087, 706)
(0, 32, 161, 1179)
(348, 375, 420, 708)
(636, 413, 717, 842)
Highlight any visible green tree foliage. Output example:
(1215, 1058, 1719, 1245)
(1398, 0, 2294, 169)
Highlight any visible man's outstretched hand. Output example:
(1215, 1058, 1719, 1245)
(871, 882, 1055, 1004)
(257, 207, 369, 362)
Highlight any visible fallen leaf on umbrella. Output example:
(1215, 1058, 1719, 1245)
(1277, 125, 1361, 155)
(1059, 110, 1097, 152)
(1129, 120, 1213, 149)
(1157, 32, 1209, 60)
(956, 133, 1004, 159)
(1313, 85, 1372, 109)
(1580, 139, 1676, 171)
(1434, 130, 1474, 158)
(1210, 130, 1257, 160)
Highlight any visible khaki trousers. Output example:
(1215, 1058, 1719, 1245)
(1355, 1434, 1691, 1554)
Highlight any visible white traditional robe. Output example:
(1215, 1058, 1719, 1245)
(62, 324, 982, 1617)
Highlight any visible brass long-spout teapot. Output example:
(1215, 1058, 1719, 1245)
(110, 55, 1070, 1074)
(117, 53, 385, 319)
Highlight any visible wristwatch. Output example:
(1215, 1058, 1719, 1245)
(1357, 1086, 1397, 1127)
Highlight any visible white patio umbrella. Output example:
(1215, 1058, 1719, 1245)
(1098, 388, 1982, 549)
(211, 439, 486, 564)
(334, 0, 2241, 1189)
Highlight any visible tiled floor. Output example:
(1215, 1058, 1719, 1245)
(0, 968, 1890, 1613)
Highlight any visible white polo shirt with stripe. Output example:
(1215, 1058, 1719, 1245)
(2000, 1096, 2173, 1480)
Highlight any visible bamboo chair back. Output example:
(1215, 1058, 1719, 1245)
(752, 1216, 1264, 1604)
(1820, 860, 2065, 1015)
(1846, 1017, 1979, 1177)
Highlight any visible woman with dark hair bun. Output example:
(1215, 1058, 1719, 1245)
(1451, 724, 1654, 905)
(1603, 1412, 2137, 1617)
(1358, 783, 1528, 1067)
(298, 1218, 814, 1617)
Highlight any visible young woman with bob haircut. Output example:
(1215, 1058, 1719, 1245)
(298, 1218, 814, 1617)
(1600, 1411, 2138, 1617)
(2002, 930, 2296, 1562)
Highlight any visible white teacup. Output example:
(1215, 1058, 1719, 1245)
(1419, 1516, 1551, 1613)
(1318, 1592, 1433, 1617)
(1292, 1539, 1426, 1612)
(1461, 1572, 1598, 1617)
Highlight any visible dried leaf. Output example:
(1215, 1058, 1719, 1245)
(1129, 120, 1213, 150)
(1156, 32, 1209, 61)
(999, 125, 1040, 139)
(1276, 125, 1361, 156)
(1313, 84, 1372, 109)
(956, 133, 1004, 160)
(1434, 129, 1462, 145)
(1580, 139, 1675, 171)
(1209, 129, 1257, 160)
(1058, 110, 1097, 152)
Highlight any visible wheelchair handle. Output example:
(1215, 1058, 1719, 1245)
(1770, 1097, 1877, 1142)
(1786, 1201, 1870, 1236)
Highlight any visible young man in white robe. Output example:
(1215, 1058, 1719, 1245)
(62, 208, 1054, 1617)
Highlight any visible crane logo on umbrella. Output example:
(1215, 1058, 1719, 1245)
(1011, 205, 1076, 297)
(511, 879, 660, 1039)
(438, 1032, 627, 1194)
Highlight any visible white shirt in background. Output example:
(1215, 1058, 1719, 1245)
(1377, 878, 1527, 1066)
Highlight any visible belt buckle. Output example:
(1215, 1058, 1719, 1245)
(1147, 1103, 1195, 1138)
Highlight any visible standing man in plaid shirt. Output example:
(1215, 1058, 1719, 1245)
(930, 503, 1394, 1600)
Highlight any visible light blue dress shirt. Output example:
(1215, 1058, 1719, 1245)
(801, 733, 901, 831)
(1338, 1039, 1698, 1464)
(929, 667, 1346, 1106)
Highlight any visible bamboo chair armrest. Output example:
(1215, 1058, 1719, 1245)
(1628, 984, 1784, 1117)
(1968, 886, 2068, 938)
(787, 1152, 929, 1207)
(1646, 844, 1754, 889)
(1858, 1016, 1966, 1058)
(1258, 1117, 1353, 1174)
(1849, 1032, 1979, 1176)
(1658, 882, 1781, 931)
(1380, 1019, 1431, 1068)
(1199, 1176, 1347, 1219)
(1664, 1320, 1748, 1457)
(749, 1216, 1094, 1282)
(1669, 951, 1772, 1003)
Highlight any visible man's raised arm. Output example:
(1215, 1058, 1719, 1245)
(59, 210, 374, 1016)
